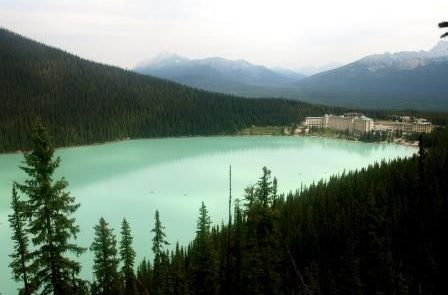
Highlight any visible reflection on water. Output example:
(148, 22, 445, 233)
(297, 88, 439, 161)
(0, 136, 415, 294)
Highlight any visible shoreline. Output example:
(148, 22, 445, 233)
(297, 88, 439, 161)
(1, 132, 419, 156)
(300, 133, 419, 149)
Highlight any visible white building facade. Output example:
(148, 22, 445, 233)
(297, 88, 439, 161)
(304, 114, 374, 134)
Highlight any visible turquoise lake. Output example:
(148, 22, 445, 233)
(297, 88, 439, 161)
(0, 136, 416, 294)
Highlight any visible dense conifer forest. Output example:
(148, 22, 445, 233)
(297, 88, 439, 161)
(0, 28, 348, 153)
(9, 121, 448, 294)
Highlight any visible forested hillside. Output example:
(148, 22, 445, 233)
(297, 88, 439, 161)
(0, 28, 343, 153)
(161, 129, 447, 295)
(147, 131, 447, 295)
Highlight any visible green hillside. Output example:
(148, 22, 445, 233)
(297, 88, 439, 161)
(0, 28, 342, 152)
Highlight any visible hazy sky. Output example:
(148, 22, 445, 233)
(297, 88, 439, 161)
(1, 0, 446, 71)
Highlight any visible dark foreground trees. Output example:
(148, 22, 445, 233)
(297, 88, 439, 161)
(150, 210, 170, 295)
(9, 123, 448, 294)
(90, 218, 120, 295)
(189, 202, 216, 295)
(120, 218, 137, 295)
(10, 120, 86, 295)
(141, 129, 448, 295)
(8, 185, 32, 295)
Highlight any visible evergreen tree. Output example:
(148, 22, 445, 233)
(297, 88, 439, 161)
(8, 185, 33, 295)
(256, 166, 274, 207)
(120, 218, 136, 294)
(190, 202, 216, 295)
(151, 210, 170, 260)
(151, 210, 170, 295)
(90, 217, 120, 295)
(196, 202, 212, 242)
(136, 259, 151, 294)
(243, 167, 281, 295)
(171, 243, 188, 295)
(15, 120, 85, 295)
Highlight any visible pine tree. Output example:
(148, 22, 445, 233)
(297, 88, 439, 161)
(171, 243, 188, 295)
(243, 167, 281, 294)
(151, 210, 170, 295)
(8, 185, 32, 295)
(136, 259, 151, 293)
(120, 218, 136, 294)
(256, 167, 274, 207)
(196, 202, 212, 242)
(234, 199, 244, 283)
(151, 210, 170, 260)
(15, 120, 85, 295)
(190, 202, 216, 295)
(90, 217, 120, 295)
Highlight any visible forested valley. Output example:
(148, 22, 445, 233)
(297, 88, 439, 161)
(0, 28, 346, 153)
(8, 119, 448, 295)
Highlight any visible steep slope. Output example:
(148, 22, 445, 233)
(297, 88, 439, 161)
(134, 53, 305, 97)
(296, 41, 448, 110)
(0, 28, 340, 152)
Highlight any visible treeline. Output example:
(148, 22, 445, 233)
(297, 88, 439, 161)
(0, 28, 346, 153)
(358, 130, 393, 143)
(363, 109, 448, 127)
(9, 121, 448, 294)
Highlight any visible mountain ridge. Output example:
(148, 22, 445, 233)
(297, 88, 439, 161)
(295, 41, 448, 110)
(134, 42, 448, 111)
(134, 53, 306, 96)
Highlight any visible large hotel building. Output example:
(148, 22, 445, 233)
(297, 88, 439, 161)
(304, 113, 432, 134)
(304, 113, 374, 134)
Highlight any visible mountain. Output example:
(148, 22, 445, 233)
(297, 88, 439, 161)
(295, 41, 448, 110)
(134, 53, 306, 97)
(0, 28, 341, 153)
(135, 43, 448, 111)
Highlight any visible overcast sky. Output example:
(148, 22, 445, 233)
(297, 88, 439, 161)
(1, 0, 446, 71)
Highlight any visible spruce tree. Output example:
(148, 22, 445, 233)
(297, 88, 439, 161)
(196, 202, 212, 242)
(136, 259, 151, 293)
(256, 166, 274, 208)
(243, 167, 281, 294)
(90, 217, 120, 295)
(15, 120, 85, 295)
(151, 210, 169, 295)
(190, 202, 215, 295)
(8, 185, 32, 295)
(151, 210, 169, 260)
(171, 243, 188, 295)
(120, 218, 136, 294)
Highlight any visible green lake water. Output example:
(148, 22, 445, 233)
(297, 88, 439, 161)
(0, 136, 415, 293)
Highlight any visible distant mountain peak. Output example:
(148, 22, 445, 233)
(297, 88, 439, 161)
(133, 54, 306, 95)
(136, 52, 188, 69)
(357, 41, 448, 72)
